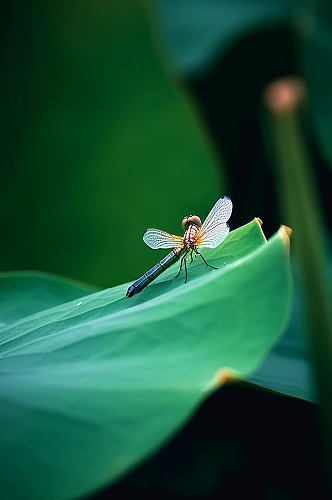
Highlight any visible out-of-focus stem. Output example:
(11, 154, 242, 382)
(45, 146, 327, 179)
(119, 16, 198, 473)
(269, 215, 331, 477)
(264, 77, 332, 495)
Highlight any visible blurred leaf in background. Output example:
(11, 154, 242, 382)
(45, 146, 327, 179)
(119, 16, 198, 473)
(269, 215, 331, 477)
(149, 0, 300, 76)
(301, 1, 332, 168)
(0, 0, 221, 288)
(148, 0, 331, 234)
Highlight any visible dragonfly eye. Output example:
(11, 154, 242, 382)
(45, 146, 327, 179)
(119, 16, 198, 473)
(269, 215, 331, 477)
(188, 215, 202, 227)
(182, 215, 202, 229)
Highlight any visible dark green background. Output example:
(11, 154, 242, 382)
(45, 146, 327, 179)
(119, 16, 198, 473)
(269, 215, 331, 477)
(0, 0, 220, 288)
(1, 1, 330, 288)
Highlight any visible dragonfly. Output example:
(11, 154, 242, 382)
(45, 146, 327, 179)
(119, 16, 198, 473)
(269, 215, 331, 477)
(126, 196, 232, 298)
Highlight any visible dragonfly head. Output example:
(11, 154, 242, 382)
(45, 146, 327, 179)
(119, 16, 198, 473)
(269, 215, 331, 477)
(182, 215, 202, 230)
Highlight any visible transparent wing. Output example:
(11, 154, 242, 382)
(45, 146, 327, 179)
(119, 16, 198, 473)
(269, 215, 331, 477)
(197, 223, 230, 249)
(143, 228, 183, 249)
(197, 197, 232, 249)
(201, 196, 233, 234)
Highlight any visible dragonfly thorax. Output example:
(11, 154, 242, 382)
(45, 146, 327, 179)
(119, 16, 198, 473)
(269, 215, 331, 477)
(182, 216, 201, 249)
(183, 224, 199, 249)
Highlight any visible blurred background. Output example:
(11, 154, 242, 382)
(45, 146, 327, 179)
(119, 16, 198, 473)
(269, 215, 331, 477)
(1, 1, 331, 288)
(1, 0, 331, 498)
(0, 0, 221, 288)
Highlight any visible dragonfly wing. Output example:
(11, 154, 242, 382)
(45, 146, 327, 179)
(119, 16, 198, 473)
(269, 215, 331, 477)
(197, 197, 232, 249)
(200, 196, 233, 234)
(197, 223, 230, 248)
(143, 228, 183, 249)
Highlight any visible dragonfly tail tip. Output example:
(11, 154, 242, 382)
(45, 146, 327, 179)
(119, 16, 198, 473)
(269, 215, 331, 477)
(126, 285, 137, 298)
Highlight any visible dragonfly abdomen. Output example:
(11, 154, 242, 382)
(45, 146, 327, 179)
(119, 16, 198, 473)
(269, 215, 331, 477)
(126, 249, 182, 298)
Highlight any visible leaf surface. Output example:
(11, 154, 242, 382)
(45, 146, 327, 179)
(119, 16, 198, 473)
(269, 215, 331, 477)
(0, 272, 97, 326)
(249, 271, 314, 401)
(0, 220, 291, 500)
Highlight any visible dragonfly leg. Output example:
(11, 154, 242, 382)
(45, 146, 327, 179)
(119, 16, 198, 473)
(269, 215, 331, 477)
(175, 249, 189, 278)
(175, 257, 183, 278)
(190, 250, 194, 264)
(194, 249, 218, 269)
(184, 256, 188, 283)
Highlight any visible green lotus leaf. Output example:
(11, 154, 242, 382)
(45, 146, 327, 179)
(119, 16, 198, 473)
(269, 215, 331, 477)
(0, 220, 291, 500)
